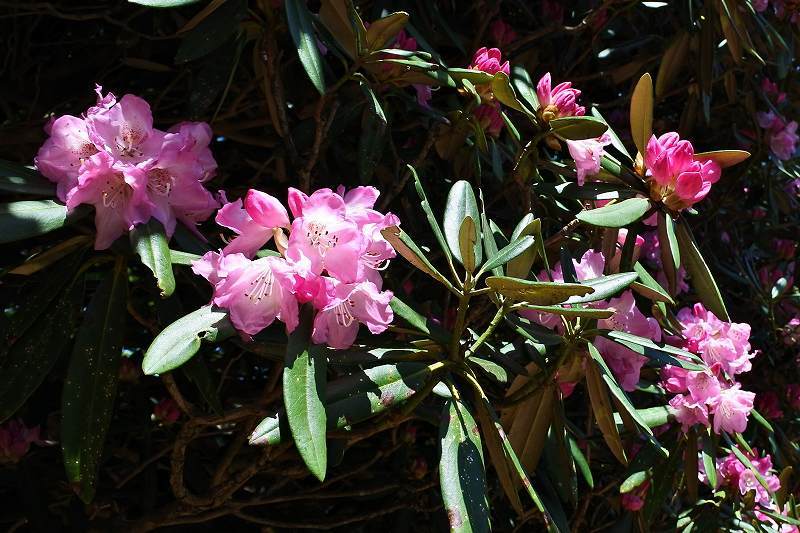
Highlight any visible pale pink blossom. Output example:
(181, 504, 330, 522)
(677, 303, 755, 376)
(216, 190, 290, 257)
(311, 277, 393, 349)
(86, 90, 164, 165)
(65, 152, 152, 249)
(669, 394, 709, 432)
(758, 111, 799, 161)
(536, 73, 585, 121)
(35, 115, 98, 201)
(567, 133, 612, 185)
(711, 385, 755, 434)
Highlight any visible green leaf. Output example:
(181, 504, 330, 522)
(701, 431, 717, 489)
(142, 306, 234, 375)
(621, 470, 649, 493)
(477, 236, 534, 278)
(358, 81, 387, 182)
(549, 116, 609, 141)
(590, 108, 632, 161)
(575, 198, 651, 228)
(588, 342, 654, 436)
(518, 304, 613, 319)
(447, 68, 493, 85)
(564, 272, 639, 304)
(633, 262, 675, 305)
(130, 219, 176, 297)
(486, 276, 594, 305)
(284, 306, 327, 481)
(0, 281, 81, 422)
(364, 12, 409, 51)
(286, 0, 327, 94)
(174, 0, 246, 63)
(612, 405, 672, 429)
(459, 216, 478, 273)
(601, 330, 705, 370)
(630, 73, 654, 156)
(62, 259, 128, 503)
(129, 0, 201, 6)
(443, 180, 482, 267)
(506, 216, 540, 279)
(181, 354, 223, 415)
(569, 436, 594, 488)
(467, 357, 508, 383)
(491, 72, 535, 119)
(675, 221, 730, 321)
(250, 362, 435, 445)
(411, 166, 454, 269)
(0, 200, 86, 244)
(381, 226, 456, 291)
(511, 65, 539, 111)
(389, 296, 450, 344)
(439, 398, 491, 533)
(0, 160, 56, 195)
(169, 249, 201, 265)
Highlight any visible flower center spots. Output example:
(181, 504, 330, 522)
(306, 221, 338, 256)
(74, 142, 98, 160)
(244, 266, 274, 303)
(147, 168, 173, 196)
(362, 251, 389, 270)
(335, 299, 355, 327)
(117, 125, 146, 158)
(101, 173, 132, 208)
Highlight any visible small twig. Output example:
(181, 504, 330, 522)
(377, 125, 440, 211)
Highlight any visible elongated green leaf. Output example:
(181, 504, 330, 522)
(588, 342, 653, 436)
(0, 160, 55, 195)
(519, 304, 613, 319)
(701, 431, 717, 489)
(565, 272, 639, 304)
(62, 259, 128, 503)
(602, 330, 705, 370)
(358, 81, 387, 182)
(389, 296, 449, 344)
(0, 200, 84, 244)
(474, 398, 523, 515)
(365, 11, 408, 51)
(130, 219, 176, 297)
(477, 236, 534, 278)
(142, 306, 234, 375)
(444, 181, 482, 267)
(286, 0, 326, 94)
(486, 276, 593, 305)
(0, 281, 81, 422)
(506, 216, 540, 279)
(467, 357, 508, 383)
(569, 436, 594, 488)
(491, 72, 534, 119)
(575, 198, 651, 228)
(250, 362, 434, 445)
(381, 226, 455, 291)
(459, 216, 477, 273)
(621, 470, 649, 493)
(447, 68, 493, 85)
(634, 262, 675, 305)
(284, 306, 327, 481)
(170, 249, 201, 265)
(511, 65, 539, 111)
(675, 221, 730, 321)
(550, 116, 608, 141)
(591, 108, 632, 161)
(440, 398, 491, 533)
(630, 73, 654, 156)
(612, 405, 672, 429)
(411, 166, 453, 267)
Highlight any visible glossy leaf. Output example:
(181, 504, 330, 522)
(283, 306, 328, 481)
(62, 259, 128, 503)
(486, 276, 593, 305)
(458, 216, 477, 273)
(411, 166, 453, 268)
(443, 180, 482, 267)
(564, 272, 639, 304)
(675, 221, 730, 321)
(0, 200, 81, 244)
(517, 304, 613, 319)
(549, 116, 608, 141)
(381, 226, 455, 291)
(694, 150, 750, 168)
(511, 65, 539, 112)
(575, 198, 651, 228)
(286, 0, 326, 94)
(142, 305, 234, 375)
(634, 262, 675, 305)
(602, 330, 705, 370)
(491, 72, 534, 119)
(630, 73, 654, 156)
(506, 216, 540, 280)
(439, 398, 491, 533)
(477, 236, 534, 278)
(0, 160, 55, 195)
(130, 219, 176, 298)
(474, 398, 523, 514)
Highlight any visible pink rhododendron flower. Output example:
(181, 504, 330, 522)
(711, 384, 755, 434)
(677, 303, 755, 376)
(0, 420, 40, 465)
(86, 91, 164, 165)
(595, 291, 661, 391)
(35, 115, 98, 201)
(489, 19, 518, 48)
(193, 252, 299, 336)
(758, 111, 799, 160)
(469, 47, 510, 76)
(65, 152, 152, 249)
(153, 398, 181, 425)
(669, 394, 710, 432)
(311, 278, 393, 349)
(621, 480, 650, 512)
(474, 104, 504, 137)
(762, 78, 787, 104)
(700, 448, 782, 515)
(537, 73, 585, 121)
(216, 190, 290, 257)
(645, 132, 722, 210)
(567, 133, 611, 185)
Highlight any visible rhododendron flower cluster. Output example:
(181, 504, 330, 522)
(536, 73, 585, 121)
(758, 111, 799, 161)
(645, 133, 722, 211)
(662, 304, 757, 434)
(467, 47, 510, 137)
(520, 249, 661, 391)
(192, 186, 397, 349)
(35, 86, 218, 249)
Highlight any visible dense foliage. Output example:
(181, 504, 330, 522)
(1, 0, 799, 531)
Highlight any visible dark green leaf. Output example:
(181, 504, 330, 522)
(181, 354, 223, 415)
(550, 116, 609, 141)
(0, 200, 87, 244)
(130, 219, 176, 297)
(142, 306, 234, 375)
(477, 236, 534, 278)
(565, 272, 639, 304)
(411, 166, 453, 268)
(0, 160, 55, 195)
(62, 259, 128, 502)
(286, 0, 326, 94)
(389, 296, 450, 344)
(358, 81, 387, 182)
(443, 180, 482, 267)
(675, 221, 730, 321)
(284, 306, 328, 481)
(633, 262, 675, 305)
(486, 276, 593, 305)
(511, 65, 539, 111)
(575, 198, 651, 228)
(439, 398, 491, 533)
(601, 330, 705, 370)
(381, 226, 455, 291)
(467, 357, 508, 383)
